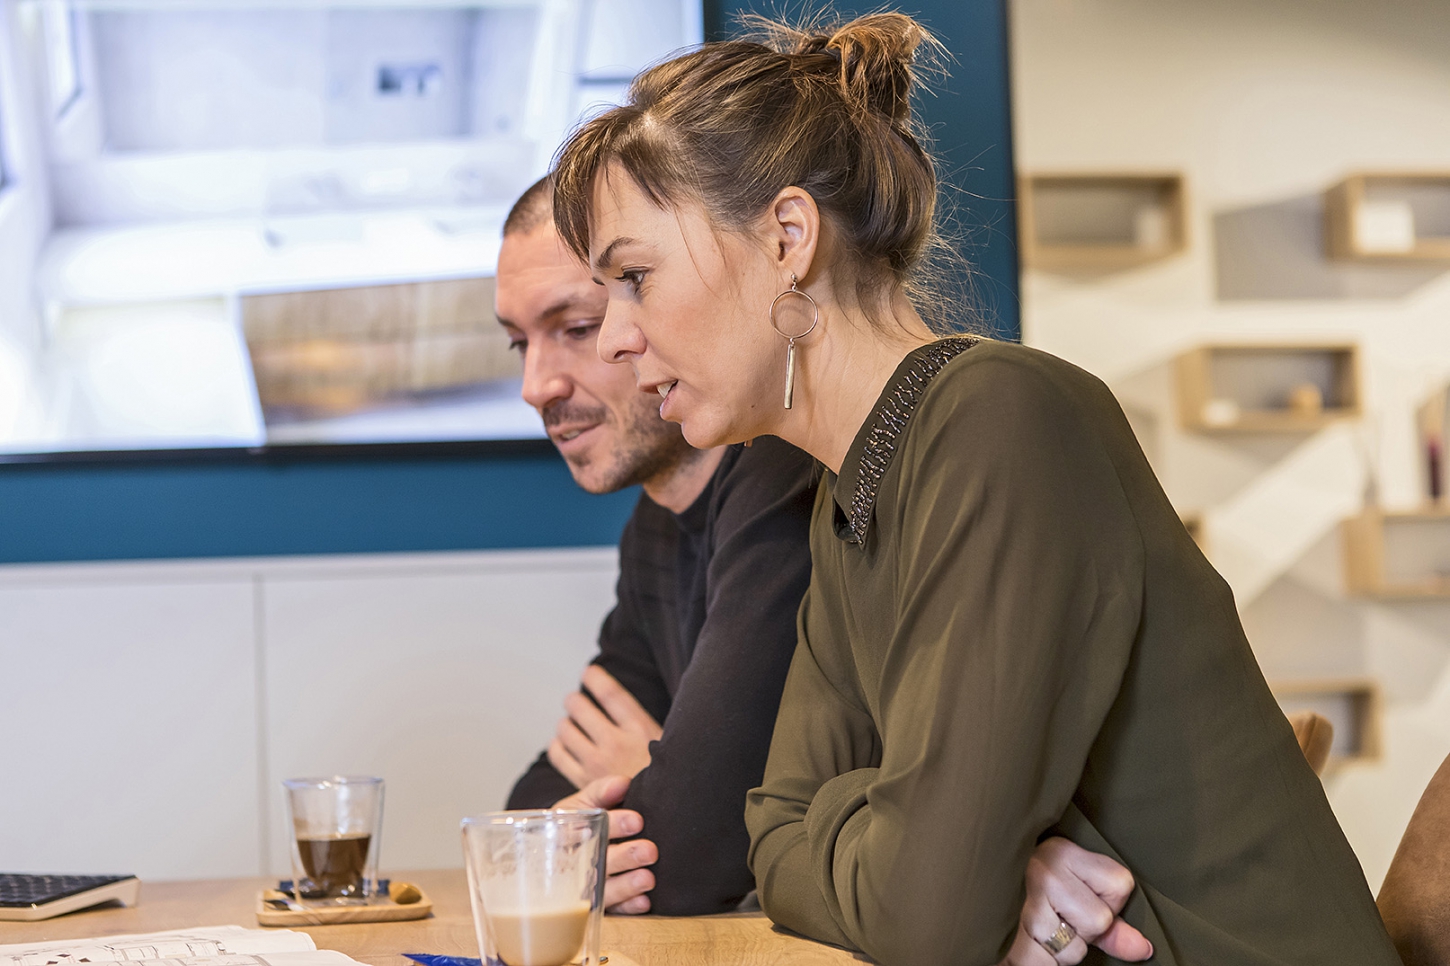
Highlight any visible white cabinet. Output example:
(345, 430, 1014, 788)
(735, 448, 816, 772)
(0, 548, 617, 880)
(0, 578, 261, 879)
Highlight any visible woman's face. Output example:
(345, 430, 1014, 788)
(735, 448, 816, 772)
(589, 167, 787, 449)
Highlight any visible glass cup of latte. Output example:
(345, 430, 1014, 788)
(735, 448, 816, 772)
(461, 810, 608, 966)
(283, 776, 385, 907)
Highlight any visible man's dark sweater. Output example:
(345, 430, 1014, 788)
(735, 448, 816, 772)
(506, 435, 816, 915)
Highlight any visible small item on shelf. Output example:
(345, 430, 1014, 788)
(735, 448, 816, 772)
(1420, 388, 1449, 503)
(1201, 398, 1241, 428)
(1287, 383, 1325, 417)
(1429, 437, 1444, 503)
(1354, 199, 1416, 254)
(1327, 173, 1450, 261)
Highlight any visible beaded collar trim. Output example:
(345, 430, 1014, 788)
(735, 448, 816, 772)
(841, 337, 979, 545)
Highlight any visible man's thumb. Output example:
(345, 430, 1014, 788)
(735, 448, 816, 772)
(576, 775, 630, 809)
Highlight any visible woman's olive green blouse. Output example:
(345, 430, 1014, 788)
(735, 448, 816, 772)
(745, 339, 1398, 966)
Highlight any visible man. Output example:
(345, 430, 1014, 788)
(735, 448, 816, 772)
(496, 175, 816, 917)
(493, 176, 1150, 965)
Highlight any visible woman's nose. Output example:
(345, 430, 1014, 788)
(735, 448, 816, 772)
(597, 304, 647, 365)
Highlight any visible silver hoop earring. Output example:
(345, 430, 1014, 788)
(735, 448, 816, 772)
(769, 273, 819, 410)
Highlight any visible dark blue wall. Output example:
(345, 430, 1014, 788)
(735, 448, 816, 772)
(0, 0, 1015, 565)
(705, 0, 1020, 339)
(0, 450, 639, 564)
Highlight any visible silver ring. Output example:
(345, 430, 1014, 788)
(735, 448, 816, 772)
(1040, 919, 1076, 955)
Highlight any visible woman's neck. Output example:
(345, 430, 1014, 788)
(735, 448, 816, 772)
(772, 296, 936, 475)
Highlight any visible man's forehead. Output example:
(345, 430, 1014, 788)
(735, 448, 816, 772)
(499, 226, 598, 299)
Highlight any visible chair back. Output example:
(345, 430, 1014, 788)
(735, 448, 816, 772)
(1377, 751, 1450, 966)
(1287, 710, 1334, 776)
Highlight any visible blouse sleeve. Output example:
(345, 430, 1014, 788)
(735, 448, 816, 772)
(747, 357, 1147, 965)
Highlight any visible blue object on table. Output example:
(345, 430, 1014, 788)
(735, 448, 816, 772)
(278, 879, 389, 894)
(403, 954, 481, 966)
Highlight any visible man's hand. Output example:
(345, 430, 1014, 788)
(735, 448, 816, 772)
(548, 665, 664, 788)
(999, 836, 1154, 965)
(554, 776, 659, 915)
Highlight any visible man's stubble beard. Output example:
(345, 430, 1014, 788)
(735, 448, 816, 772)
(554, 393, 697, 495)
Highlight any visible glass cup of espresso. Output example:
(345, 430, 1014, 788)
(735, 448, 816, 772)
(461, 810, 608, 966)
(283, 776, 385, 906)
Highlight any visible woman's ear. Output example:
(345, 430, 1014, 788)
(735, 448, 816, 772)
(767, 187, 821, 283)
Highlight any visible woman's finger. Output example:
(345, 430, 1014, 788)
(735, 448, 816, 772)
(1020, 898, 1089, 965)
(997, 921, 1058, 966)
(1051, 838, 1136, 911)
(1095, 918, 1154, 961)
(1027, 851, 1117, 942)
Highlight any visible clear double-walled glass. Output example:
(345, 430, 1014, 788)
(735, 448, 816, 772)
(461, 810, 608, 966)
(283, 776, 385, 907)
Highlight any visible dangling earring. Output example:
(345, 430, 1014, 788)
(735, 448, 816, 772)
(769, 273, 819, 410)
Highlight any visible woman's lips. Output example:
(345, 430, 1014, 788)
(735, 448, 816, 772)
(657, 381, 678, 419)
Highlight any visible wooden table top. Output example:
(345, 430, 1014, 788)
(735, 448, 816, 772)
(0, 870, 864, 966)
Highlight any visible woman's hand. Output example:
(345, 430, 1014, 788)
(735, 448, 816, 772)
(998, 836, 1154, 965)
(553, 775, 659, 914)
(548, 666, 664, 787)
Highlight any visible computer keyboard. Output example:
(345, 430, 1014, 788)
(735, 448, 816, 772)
(0, 873, 139, 919)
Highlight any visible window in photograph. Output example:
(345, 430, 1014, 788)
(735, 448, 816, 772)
(41, 0, 81, 117)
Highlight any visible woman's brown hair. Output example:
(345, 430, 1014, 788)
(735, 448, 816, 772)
(551, 11, 948, 325)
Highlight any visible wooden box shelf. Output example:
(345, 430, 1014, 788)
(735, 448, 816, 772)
(1272, 678, 1383, 764)
(1175, 343, 1361, 433)
(1019, 172, 1187, 271)
(1343, 508, 1450, 598)
(1326, 172, 1450, 261)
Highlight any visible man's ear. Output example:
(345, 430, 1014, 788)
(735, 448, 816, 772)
(767, 187, 822, 284)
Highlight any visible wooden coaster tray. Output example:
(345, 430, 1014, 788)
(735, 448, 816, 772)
(257, 882, 433, 926)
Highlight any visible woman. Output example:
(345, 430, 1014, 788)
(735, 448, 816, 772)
(550, 13, 1399, 966)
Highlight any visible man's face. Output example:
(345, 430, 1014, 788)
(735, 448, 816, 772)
(496, 221, 692, 494)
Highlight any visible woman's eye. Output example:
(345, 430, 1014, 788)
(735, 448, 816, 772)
(617, 269, 647, 292)
(507, 339, 527, 354)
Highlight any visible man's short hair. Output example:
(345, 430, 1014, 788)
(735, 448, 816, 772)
(503, 175, 554, 238)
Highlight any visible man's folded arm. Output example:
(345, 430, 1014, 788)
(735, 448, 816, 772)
(621, 441, 816, 915)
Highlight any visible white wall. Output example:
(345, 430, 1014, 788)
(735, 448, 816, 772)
(89, 8, 490, 152)
(0, 548, 617, 880)
(1011, 0, 1450, 890)
(0, 1, 52, 352)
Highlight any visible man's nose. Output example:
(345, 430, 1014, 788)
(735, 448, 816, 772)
(520, 341, 571, 411)
(597, 305, 646, 366)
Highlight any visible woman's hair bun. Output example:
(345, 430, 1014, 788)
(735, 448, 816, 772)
(749, 11, 937, 125)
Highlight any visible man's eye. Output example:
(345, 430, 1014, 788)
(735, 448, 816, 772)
(508, 339, 526, 354)
(565, 323, 601, 340)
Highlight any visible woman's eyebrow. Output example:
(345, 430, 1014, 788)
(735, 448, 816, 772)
(592, 236, 638, 273)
